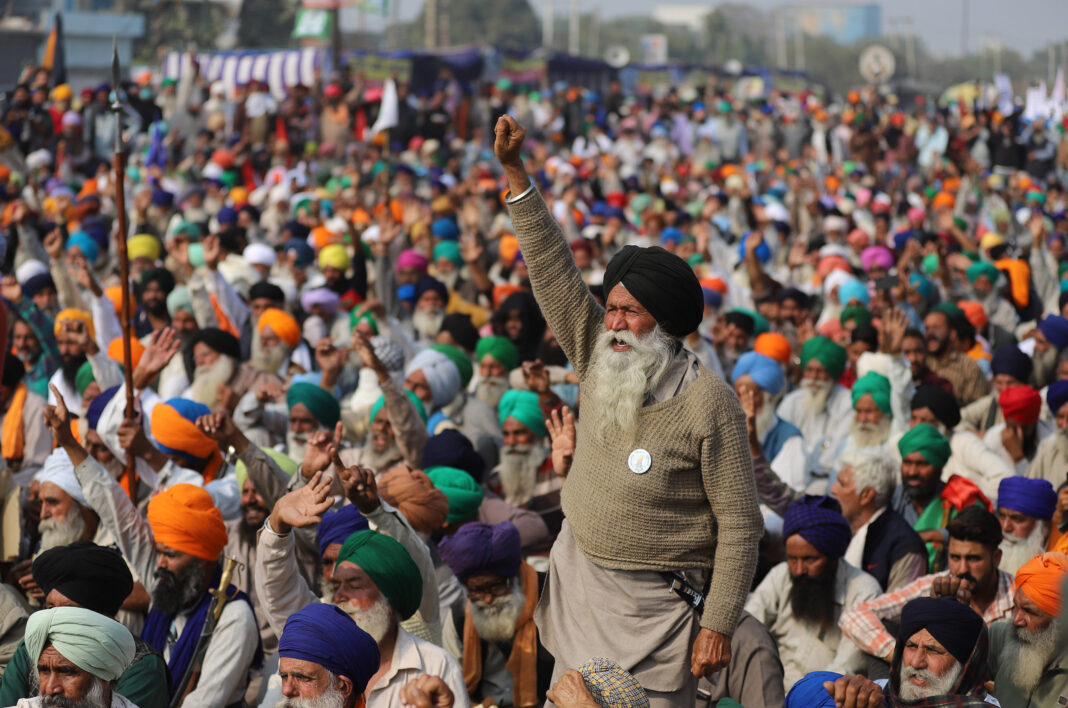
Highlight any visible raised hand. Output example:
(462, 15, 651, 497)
(270, 470, 334, 534)
(545, 406, 575, 479)
(459, 232, 483, 264)
(43, 384, 74, 444)
(63, 319, 97, 355)
(493, 115, 527, 168)
(0, 275, 21, 303)
(314, 339, 347, 375)
(201, 233, 222, 270)
(196, 411, 243, 448)
(330, 447, 380, 514)
(134, 327, 181, 389)
(302, 421, 343, 477)
(521, 359, 550, 395)
(882, 307, 908, 356)
(43, 229, 64, 261)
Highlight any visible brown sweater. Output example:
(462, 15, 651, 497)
(507, 189, 762, 634)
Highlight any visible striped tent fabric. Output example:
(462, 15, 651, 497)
(162, 48, 322, 100)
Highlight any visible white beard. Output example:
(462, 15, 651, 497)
(190, 356, 236, 407)
(287, 430, 309, 465)
(275, 682, 346, 708)
(475, 376, 509, 408)
(850, 416, 892, 448)
(412, 307, 445, 340)
(360, 438, 403, 472)
(251, 340, 292, 374)
(1007, 620, 1064, 693)
(1032, 345, 1059, 389)
(999, 523, 1050, 575)
(899, 661, 963, 701)
(497, 443, 547, 507)
(801, 379, 834, 417)
(754, 398, 779, 443)
(469, 578, 526, 642)
(587, 326, 675, 444)
(337, 595, 394, 645)
(1052, 428, 1068, 460)
(438, 269, 460, 290)
(38, 511, 87, 551)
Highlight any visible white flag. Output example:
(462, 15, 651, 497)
(371, 79, 399, 138)
(994, 74, 1014, 116)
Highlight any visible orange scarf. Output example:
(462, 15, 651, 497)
(1, 382, 27, 460)
(462, 562, 539, 707)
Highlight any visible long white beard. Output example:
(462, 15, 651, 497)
(412, 307, 445, 340)
(801, 379, 834, 417)
(437, 269, 460, 290)
(475, 376, 509, 408)
(497, 443, 547, 507)
(1008, 620, 1064, 693)
(754, 398, 779, 443)
(275, 681, 346, 708)
(190, 356, 236, 407)
(38, 511, 87, 551)
(999, 523, 1050, 575)
(850, 416, 892, 448)
(337, 595, 394, 645)
(286, 430, 309, 465)
(899, 661, 964, 701)
(469, 578, 526, 642)
(251, 340, 292, 374)
(587, 326, 675, 444)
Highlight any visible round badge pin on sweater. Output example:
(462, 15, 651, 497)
(628, 448, 651, 474)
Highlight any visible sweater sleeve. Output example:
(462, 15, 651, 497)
(505, 190, 604, 380)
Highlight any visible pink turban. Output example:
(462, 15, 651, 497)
(847, 229, 871, 249)
(395, 249, 429, 276)
(860, 246, 894, 272)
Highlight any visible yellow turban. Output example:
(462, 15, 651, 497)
(258, 308, 301, 348)
(128, 234, 161, 261)
(318, 244, 350, 271)
(54, 309, 95, 339)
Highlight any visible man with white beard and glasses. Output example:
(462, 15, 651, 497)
(495, 115, 762, 707)
(439, 521, 551, 707)
(474, 336, 519, 409)
(995, 476, 1057, 575)
(1028, 379, 1068, 486)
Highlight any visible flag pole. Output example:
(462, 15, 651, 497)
(111, 38, 137, 500)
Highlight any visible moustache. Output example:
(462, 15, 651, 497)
(955, 572, 978, 585)
(154, 568, 177, 586)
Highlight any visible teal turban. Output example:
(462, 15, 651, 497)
(370, 390, 428, 425)
(166, 286, 194, 317)
(433, 241, 464, 267)
(800, 336, 847, 380)
(427, 466, 484, 524)
(966, 261, 1001, 285)
(75, 361, 95, 396)
(851, 372, 891, 414)
(236, 447, 298, 491)
(475, 335, 519, 371)
(286, 382, 341, 429)
(431, 343, 474, 389)
(25, 606, 135, 681)
(335, 530, 423, 620)
(897, 423, 952, 469)
(839, 305, 873, 327)
(497, 389, 547, 438)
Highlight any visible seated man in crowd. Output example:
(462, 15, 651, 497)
(982, 385, 1051, 475)
(995, 475, 1057, 574)
(1029, 379, 1068, 485)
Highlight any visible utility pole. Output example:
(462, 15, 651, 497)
(793, 9, 804, 72)
(904, 17, 916, 78)
(439, 0, 449, 47)
(425, 0, 436, 49)
(775, 8, 787, 69)
(590, 5, 600, 57)
(568, 0, 579, 55)
(960, 0, 969, 56)
(331, 0, 342, 70)
(1050, 43, 1056, 87)
(542, 0, 554, 50)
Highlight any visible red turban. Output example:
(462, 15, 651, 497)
(999, 385, 1042, 425)
(1015, 552, 1068, 616)
(146, 484, 227, 561)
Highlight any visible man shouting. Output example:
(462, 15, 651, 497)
(494, 115, 761, 706)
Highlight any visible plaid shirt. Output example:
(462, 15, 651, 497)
(838, 569, 1015, 659)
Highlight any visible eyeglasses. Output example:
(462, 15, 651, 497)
(465, 579, 510, 601)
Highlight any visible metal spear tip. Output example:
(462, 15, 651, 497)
(111, 37, 122, 112)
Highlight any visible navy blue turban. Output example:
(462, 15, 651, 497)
(1048, 379, 1068, 416)
(991, 345, 1033, 382)
(279, 603, 379, 691)
(782, 495, 853, 559)
(998, 476, 1057, 520)
(439, 521, 521, 583)
(87, 385, 120, 431)
(317, 505, 369, 557)
(786, 671, 841, 708)
(421, 429, 484, 483)
(899, 597, 984, 665)
(602, 245, 703, 337)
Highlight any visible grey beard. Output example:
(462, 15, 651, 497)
(190, 356, 236, 407)
(437, 269, 460, 290)
(899, 661, 963, 701)
(850, 417, 892, 448)
(412, 307, 445, 340)
(999, 522, 1050, 575)
(275, 677, 345, 708)
(38, 676, 109, 707)
(38, 511, 87, 551)
(250, 341, 292, 374)
(1008, 620, 1064, 693)
(286, 430, 309, 466)
(475, 376, 509, 408)
(587, 325, 675, 444)
(336, 595, 394, 645)
(360, 439, 403, 473)
(754, 398, 778, 443)
(801, 379, 834, 416)
(469, 578, 526, 642)
(497, 443, 547, 507)
(1032, 345, 1059, 389)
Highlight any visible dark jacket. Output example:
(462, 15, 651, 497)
(862, 508, 927, 591)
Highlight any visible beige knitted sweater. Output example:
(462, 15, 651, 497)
(507, 189, 763, 633)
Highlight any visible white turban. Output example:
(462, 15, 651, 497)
(35, 449, 87, 507)
(25, 607, 135, 681)
(243, 243, 277, 268)
(405, 349, 460, 411)
(15, 260, 48, 285)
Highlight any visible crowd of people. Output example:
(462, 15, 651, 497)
(0, 55, 1065, 708)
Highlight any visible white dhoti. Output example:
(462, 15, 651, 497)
(536, 520, 706, 708)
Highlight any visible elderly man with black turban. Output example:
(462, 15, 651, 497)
(745, 496, 881, 689)
(495, 115, 762, 707)
(0, 542, 169, 708)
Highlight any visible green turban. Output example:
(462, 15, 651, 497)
(800, 336, 847, 380)
(167, 286, 194, 317)
(349, 310, 379, 335)
(851, 372, 891, 414)
(932, 302, 964, 321)
(335, 530, 423, 620)
(897, 423, 952, 469)
(433, 241, 464, 267)
(475, 336, 519, 372)
(370, 390, 428, 426)
(236, 447, 298, 491)
(75, 361, 95, 396)
(966, 261, 1001, 285)
(497, 389, 547, 438)
(733, 307, 769, 336)
(286, 382, 341, 429)
(427, 466, 484, 524)
(25, 606, 135, 682)
(839, 305, 873, 327)
(431, 344, 473, 389)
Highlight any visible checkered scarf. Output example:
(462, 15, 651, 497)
(578, 657, 649, 708)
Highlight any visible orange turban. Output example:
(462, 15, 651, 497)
(150, 400, 223, 484)
(104, 285, 123, 316)
(755, 332, 791, 364)
(1014, 552, 1068, 616)
(700, 277, 729, 294)
(994, 258, 1031, 308)
(310, 225, 343, 250)
(932, 192, 955, 210)
(146, 484, 228, 561)
(108, 337, 145, 371)
(498, 234, 519, 265)
(54, 309, 95, 339)
(958, 301, 988, 330)
(258, 308, 300, 348)
(377, 467, 450, 535)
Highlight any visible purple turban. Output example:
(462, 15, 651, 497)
(997, 477, 1056, 520)
(279, 603, 379, 692)
(421, 430, 485, 483)
(860, 246, 893, 273)
(782, 495, 852, 559)
(317, 505, 369, 557)
(300, 287, 340, 315)
(439, 521, 521, 583)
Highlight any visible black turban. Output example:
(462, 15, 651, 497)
(911, 385, 961, 428)
(249, 281, 285, 304)
(724, 310, 755, 335)
(898, 597, 984, 666)
(140, 268, 175, 295)
(440, 314, 479, 353)
(421, 429, 484, 483)
(602, 245, 703, 337)
(991, 344, 1032, 382)
(2, 355, 25, 388)
(778, 287, 809, 308)
(191, 328, 241, 360)
(414, 275, 448, 304)
(32, 542, 134, 617)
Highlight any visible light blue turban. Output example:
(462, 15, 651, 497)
(25, 606, 135, 681)
(837, 278, 870, 306)
(731, 351, 785, 395)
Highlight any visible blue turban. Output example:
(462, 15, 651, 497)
(837, 278, 870, 307)
(283, 238, 315, 268)
(151, 189, 174, 208)
(731, 352, 785, 395)
(991, 345, 1033, 382)
(899, 597, 984, 666)
(165, 397, 211, 423)
(1039, 315, 1068, 351)
(23, 272, 54, 298)
(87, 385, 120, 431)
(782, 495, 853, 559)
(421, 429, 485, 483)
(909, 272, 934, 301)
(66, 231, 100, 264)
(786, 671, 841, 708)
(217, 206, 238, 225)
(279, 603, 379, 692)
(317, 505, 369, 557)
(998, 477, 1057, 520)
(431, 217, 460, 240)
(702, 288, 723, 310)
(1048, 379, 1068, 416)
(439, 521, 522, 583)
(414, 275, 448, 304)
